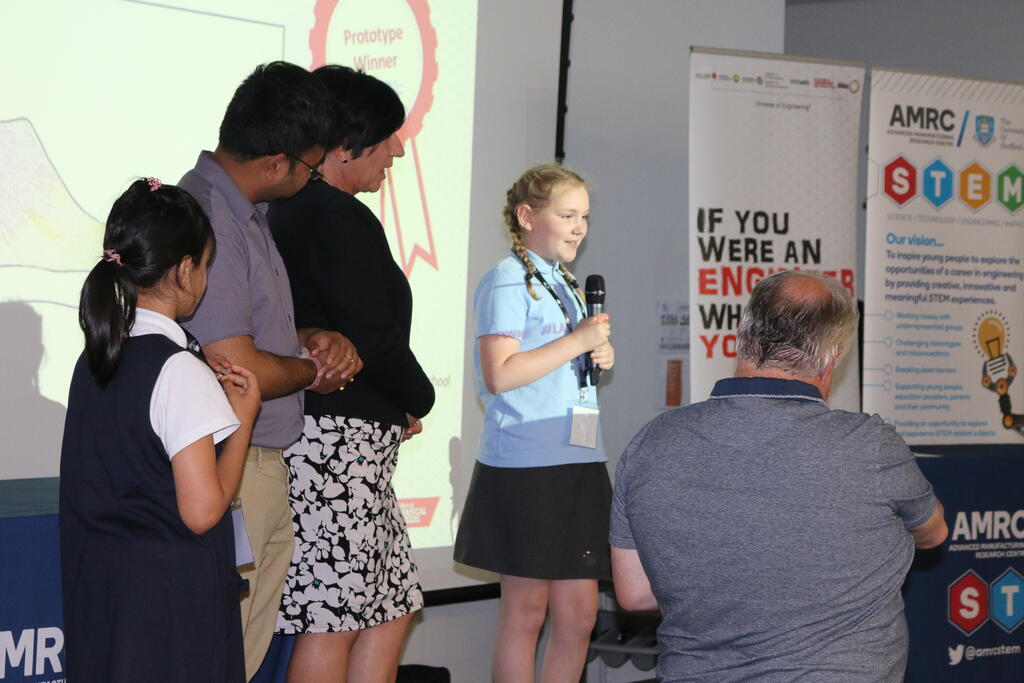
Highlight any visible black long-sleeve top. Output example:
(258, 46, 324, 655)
(268, 179, 435, 427)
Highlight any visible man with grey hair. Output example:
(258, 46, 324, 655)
(610, 271, 946, 682)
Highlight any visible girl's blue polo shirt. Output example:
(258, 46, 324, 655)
(473, 250, 606, 468)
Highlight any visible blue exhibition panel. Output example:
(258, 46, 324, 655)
(0, 479, 63, 683)
(905, 454, 1024, 681)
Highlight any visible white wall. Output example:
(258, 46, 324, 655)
(786, 0, 1024, 82)
(564, 0, 786, 473)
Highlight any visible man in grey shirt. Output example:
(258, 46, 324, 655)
(181, 62, 362, 679)
(610, 271, 947, 682)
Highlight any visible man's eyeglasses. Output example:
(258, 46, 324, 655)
(286, 153, 324, 182)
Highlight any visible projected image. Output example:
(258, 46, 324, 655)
(0, 119, 97, 479)
(0, 0, 477, 552)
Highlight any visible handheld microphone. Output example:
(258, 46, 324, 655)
(585, 274, 606, 385)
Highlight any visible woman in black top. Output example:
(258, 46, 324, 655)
(268, 66, 434, 682)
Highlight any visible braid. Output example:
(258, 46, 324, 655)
(558, 263, 586, 303)
(511, 232, 542, 300)
(503, 163, 588, 303)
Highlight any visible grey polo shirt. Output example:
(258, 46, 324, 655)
(611, 376, 937, 682)
(180, 151, 303, 449)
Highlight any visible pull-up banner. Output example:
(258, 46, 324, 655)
(863, 69, 1024, 445)
(688, 48, 864, 409)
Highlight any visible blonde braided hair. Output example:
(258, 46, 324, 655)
(503, 164, 587, 302)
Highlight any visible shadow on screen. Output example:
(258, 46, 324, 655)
(449, 434, 468, 539)
(0, 301, 67, 474)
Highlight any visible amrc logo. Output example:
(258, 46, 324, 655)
(0, 627, 63, 679)
(889, 104, 958, 132)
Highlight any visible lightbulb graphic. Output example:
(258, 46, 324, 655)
(978, 316, 1016, 396)
(974, 312, 1022, 431)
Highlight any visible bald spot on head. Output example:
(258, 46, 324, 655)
(735, 269, 859, 399)
(776, 272, 832, 310)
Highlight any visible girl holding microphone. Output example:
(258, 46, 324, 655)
(456, 164, 614, 682)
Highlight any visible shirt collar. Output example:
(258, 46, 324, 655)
(524, 248, 564, 280)
(129, 308, 187, 348)
(710, 376, 824, 403)
(193, 151, 269, 226)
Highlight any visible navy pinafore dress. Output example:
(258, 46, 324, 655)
(59, 335, 244, 682)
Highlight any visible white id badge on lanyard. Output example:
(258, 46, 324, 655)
(570, 404, 600, 449)
(231, 498, 255, 568)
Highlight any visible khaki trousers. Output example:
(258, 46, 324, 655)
(238, 446, 295, 680)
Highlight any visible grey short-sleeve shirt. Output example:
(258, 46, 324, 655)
(611, 376, 937, 682)
(179, 152, 303, 449)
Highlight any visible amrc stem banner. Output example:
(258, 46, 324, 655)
(688, 49, 863, 407)
(863, 69, 1024, 445)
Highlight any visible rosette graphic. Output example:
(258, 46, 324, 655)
(310, 0, 439, 277)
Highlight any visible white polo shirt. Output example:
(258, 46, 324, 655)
(130, 308, 240, 459)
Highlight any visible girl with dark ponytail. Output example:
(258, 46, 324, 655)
(60, 178, 261, 681)
(80, 177, 208, 385)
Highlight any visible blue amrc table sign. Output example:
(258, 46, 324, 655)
(905, 454, 1024, 682)
(0, 478, 64, 683)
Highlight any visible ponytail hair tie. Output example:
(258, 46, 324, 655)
(146, 177, 162, 192)
(103, 249, 123, 267)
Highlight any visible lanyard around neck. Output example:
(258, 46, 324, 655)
(513, 251, 584, 330)
(513, 251, 590, 391)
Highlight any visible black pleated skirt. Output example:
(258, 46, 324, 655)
(454, 461, 612, 580)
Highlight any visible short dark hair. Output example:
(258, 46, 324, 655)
(219, 61, 333, 159)
(313, 65, 405, 159)
(736, 271, 859, 377)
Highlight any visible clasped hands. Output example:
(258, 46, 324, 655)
(303, 330, 364, 394)
(290, 334, 423, 440)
